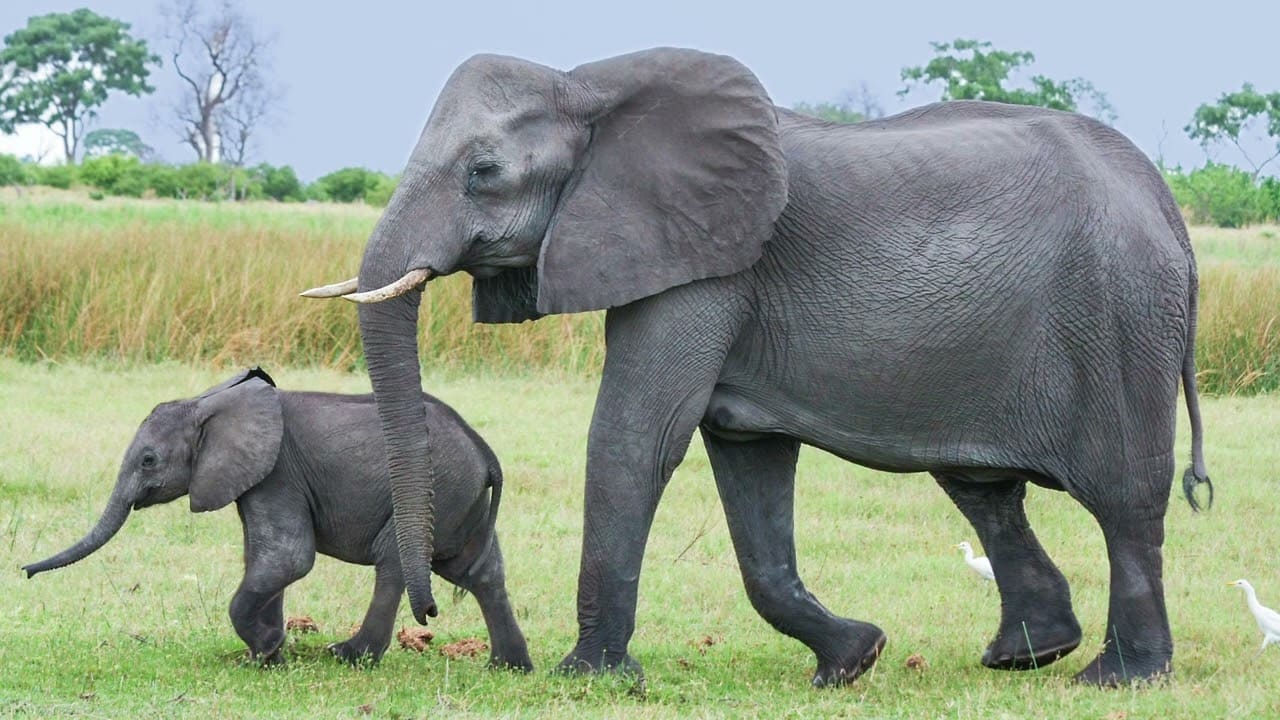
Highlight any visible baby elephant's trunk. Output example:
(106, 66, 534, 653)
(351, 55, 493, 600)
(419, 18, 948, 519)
(23, 476, 137, 578)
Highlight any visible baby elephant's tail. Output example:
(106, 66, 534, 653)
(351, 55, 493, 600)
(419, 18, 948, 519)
(1180, 279, 1213, 512)
(485, 463, 504, 538)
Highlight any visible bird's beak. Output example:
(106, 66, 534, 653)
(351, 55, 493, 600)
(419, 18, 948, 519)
(953, 544, 962, 549)
(1225, 581, 1236, 587)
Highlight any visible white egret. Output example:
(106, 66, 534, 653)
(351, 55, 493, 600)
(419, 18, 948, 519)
(1227, 579, 1280, 653)
(954, 541, 995, 582)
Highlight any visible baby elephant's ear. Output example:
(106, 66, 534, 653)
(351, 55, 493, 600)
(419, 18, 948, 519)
(189, 376, 283, 512)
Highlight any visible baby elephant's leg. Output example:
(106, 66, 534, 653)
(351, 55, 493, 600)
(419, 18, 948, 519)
(330, 525, 404, 665)
(436, 534, 533, 672)
(231, 505, 315, 665)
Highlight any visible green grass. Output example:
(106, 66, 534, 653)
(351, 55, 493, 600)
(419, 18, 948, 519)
(2, 359, 1279, 718)
(2, 193, 1277, 393)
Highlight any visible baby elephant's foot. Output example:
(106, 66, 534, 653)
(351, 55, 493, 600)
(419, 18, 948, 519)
(812, 621, 887, 688)
(329, 636, 389, 667)
(488, 650, 534, 673)
(248, 630, 287, 667)
(251, 647, 285, 667)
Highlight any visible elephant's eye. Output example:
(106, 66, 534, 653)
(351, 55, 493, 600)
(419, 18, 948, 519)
(140, 451, 158, 469)
(467, 161, 501, 194)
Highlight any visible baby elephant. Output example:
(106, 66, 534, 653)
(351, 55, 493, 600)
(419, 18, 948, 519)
(24, 368, 532, 670)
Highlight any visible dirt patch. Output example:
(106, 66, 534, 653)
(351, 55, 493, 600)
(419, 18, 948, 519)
(905, 653, 927, 671)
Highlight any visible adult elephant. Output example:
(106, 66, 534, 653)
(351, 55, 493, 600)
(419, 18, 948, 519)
(304, 47, 1211, 687)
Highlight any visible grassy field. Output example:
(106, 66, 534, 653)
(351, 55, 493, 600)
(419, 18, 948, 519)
(2, 360, 1278, 718)
(1, 191, 1277, 393)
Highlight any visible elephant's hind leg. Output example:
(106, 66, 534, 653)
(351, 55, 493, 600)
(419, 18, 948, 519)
(934, 472, 1081, 670)
(1070, 453, 1175, 686)
(703, 430, 886, 687)
(435, 534, 534, 672)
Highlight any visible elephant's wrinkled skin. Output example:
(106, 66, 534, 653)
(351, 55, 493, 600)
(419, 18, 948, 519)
(23, 368, 532, 670)
(311, 48, 1210, 687)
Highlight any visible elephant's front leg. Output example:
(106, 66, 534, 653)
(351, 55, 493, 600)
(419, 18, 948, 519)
(556, 289, 743, 679)
(232, 501, 316, 666)
(330, 524, 402, 665)
(704, 431, 886, 687)
(229, 587, 288, 665)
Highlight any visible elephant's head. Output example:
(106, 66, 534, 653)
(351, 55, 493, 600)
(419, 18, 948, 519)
(302, 47, 789, 623)
(23, 368, 283, 578)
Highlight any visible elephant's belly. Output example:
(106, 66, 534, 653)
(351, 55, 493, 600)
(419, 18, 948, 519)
(703, 385, 944, 473)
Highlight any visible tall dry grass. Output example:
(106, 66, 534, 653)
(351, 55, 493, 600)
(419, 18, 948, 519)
(0, 196, 605, 375)
(0, 195, 1275, 393)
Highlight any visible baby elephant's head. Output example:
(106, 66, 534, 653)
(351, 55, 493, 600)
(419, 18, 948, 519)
(22, 368, 284, 578)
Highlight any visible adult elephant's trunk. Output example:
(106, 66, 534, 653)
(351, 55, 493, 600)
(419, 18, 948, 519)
(356, 210, 441, 624)
(23, 474, 137, 578)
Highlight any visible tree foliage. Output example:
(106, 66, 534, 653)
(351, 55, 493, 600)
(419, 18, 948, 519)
(900, 39, 1115, 123)
(83, 128, 154, 160)
(792, 102, 865, 124)
(310, 166, 391, 204)
(1186, 83, 1280, 179)
(0, 9, 159, 163)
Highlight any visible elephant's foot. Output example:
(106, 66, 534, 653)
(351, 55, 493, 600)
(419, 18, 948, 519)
(329, 635, 389, 667)
(556, 643, 643, 682)
(248, 629, 286, 667)
(982, 612, 1082, 670)
(811, 621, 887, 688)
(488, 648, 534, 673)
(1073, 644, 1171, 687)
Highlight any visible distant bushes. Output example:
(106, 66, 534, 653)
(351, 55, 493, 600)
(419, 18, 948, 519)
(1164, 164, 1280, 228)
(0, 154, 395, 207)
(308, 166, 397, 205)
(4, 152, 1279, 228)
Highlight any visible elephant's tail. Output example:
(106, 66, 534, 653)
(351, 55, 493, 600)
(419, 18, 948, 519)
(1180, 268, 1213, 512)
(485, 462, 504, 539)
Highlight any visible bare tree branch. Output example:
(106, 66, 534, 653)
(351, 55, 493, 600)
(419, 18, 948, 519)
(160, 0, 280, 165)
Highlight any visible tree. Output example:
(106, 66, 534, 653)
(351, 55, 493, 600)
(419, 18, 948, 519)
(83, 128, 154, 160)
(1186, 84, 1280, 179)
(0, 9, 159, 163)
(792, 101, 865, 124)
(163, 0, 279, 165)
(794, 82, 884, 125)
(900, 39, 1116, 124)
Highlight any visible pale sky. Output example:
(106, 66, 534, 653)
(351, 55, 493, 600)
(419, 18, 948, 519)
(2, 0, 1278, 180)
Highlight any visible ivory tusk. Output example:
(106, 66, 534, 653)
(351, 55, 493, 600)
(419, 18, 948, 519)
(341, 268, 434, 304)
(299, 277, 359, 298)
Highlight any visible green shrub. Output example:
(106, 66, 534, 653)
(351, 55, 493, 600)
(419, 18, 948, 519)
(0, 154, 34, 185)
(364, 173, 398, 207)
(172, 162, 232, 200)
(32, 163, 77, 189)
(312, 166, 389, 203)
(79, 154, 148, 197)
(1261, 177, 1280, 222)
(251, 163, 305, 202)
(1165, 164, 1272, 227)
(144, 163, 180, 198)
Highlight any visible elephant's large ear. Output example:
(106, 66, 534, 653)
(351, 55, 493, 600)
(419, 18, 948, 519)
(188, 372, 283, 512)
(536, 48, 789, 315)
